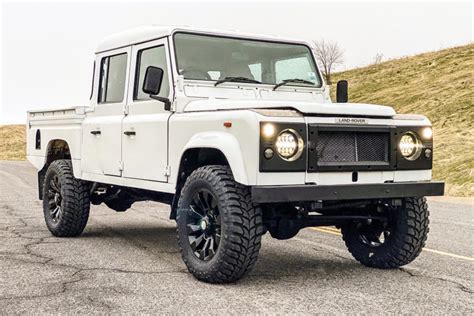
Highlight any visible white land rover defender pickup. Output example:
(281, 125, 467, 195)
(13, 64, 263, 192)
(27, 26, 444, 283)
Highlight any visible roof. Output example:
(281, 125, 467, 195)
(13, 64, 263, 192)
(95, 25, 315, 53)
(96, 26, 175, 53)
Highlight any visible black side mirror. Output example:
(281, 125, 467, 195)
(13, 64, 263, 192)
(143, 66, 164, 95)
(142, 66, 171, 110)
(336, 80, 348, 103)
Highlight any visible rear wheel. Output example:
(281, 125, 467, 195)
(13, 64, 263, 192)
(176, 165, 263, 283)
(341, 197, 429, 268)
(42, 160, 91, 237)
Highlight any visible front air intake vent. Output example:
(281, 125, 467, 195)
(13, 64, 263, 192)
(308, 125, 394, 172)
(316, 131, 389, 163)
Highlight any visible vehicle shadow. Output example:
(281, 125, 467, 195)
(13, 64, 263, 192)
(80, 222, 363, 283)
(81, 224, 179, 251)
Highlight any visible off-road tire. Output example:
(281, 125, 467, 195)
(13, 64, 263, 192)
(341, 197, 429, 268)
(176, 165, 263, 283)
(42, 159, 91, 237)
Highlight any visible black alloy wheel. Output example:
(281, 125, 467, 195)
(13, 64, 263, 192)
(186, 189, 222, 261)
(341, 197, 429, 268)
(46, 174, 63, 223)
(176, 165, 263, 283)
(356, 216, 392, 248)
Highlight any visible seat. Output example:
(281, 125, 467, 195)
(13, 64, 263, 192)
(220, 61, 254, 79)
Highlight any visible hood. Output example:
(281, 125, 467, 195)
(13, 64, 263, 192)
(183, 99, 396, 117)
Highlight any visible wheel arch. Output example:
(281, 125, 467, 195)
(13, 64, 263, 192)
(37, 139, 74, 200)
(169, 133, 250, 219)
(174, 132, 249, 185)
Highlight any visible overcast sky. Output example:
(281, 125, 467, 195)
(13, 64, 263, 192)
(1, 0, 472, 123)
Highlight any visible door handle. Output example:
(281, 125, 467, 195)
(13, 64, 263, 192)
(124, 131, 136, 136)
(90, 130, 101, 135)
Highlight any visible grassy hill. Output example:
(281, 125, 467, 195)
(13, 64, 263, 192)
(331, 44, 473, 197)
(0, 124, 26, 160)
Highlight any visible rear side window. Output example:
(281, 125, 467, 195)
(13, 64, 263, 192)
(98, 53, 127, 103)
(134, 45, 170, 100)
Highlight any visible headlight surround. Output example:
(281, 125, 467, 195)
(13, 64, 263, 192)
(275, 129, 304, 161)
(260, 122, 307, 172)
(399, 132, 422, 160)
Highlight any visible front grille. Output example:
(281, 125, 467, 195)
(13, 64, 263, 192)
(316, 131, 389, 164)
(307, 125, 393, 172)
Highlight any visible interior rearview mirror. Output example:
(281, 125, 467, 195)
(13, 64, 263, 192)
(143, 66, 164, 95)
(142, 66, 171, 111)
(336, 80, 348, 103)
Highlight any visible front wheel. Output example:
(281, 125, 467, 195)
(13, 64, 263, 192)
(176, 165, 263, 283)
(341, 197, 429, 268)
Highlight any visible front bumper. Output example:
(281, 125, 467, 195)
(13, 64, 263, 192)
(251, 181, 445, 203)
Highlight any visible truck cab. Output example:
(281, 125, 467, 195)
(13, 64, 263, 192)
(27, 26, 444, 283)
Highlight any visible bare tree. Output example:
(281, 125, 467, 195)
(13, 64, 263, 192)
(313, 39, 344, 84)
(373, 53, 384, 65)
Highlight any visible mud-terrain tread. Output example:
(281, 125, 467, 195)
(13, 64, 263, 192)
(42, 159, 91, 237)
(341, 197, 429, 268)
(177, 165, 263, 283)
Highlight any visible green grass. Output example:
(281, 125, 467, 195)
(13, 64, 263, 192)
(331, 44, 474, 197)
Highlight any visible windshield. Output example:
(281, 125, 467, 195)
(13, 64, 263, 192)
(173, 32, 322, 87)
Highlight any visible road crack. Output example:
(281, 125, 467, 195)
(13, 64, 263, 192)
(0, 257, 188, 301)
(400, 267, 473, 294)
(0, 205, 188, 302)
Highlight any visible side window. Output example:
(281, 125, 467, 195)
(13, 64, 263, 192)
(134, 45, 170, 100)
(98, 53, 127, 103)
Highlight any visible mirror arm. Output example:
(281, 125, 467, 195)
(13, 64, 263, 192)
(150, 95, 172, 111)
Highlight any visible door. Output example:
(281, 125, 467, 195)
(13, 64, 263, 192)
(82, 47, 131, 176)
(121, 38, 173, 182)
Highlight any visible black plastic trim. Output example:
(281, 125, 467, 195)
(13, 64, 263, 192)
(251, 181, 445, 203)
(37, 166, 48, 200)
(35, 129, 41, 150)
(259, 122, 307, 172)
(396, 126, 433, 170)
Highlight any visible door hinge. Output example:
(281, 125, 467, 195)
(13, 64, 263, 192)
(119, 161, 124, 171)
(176, 75, 185, 92)
(164, 165, 171, 177)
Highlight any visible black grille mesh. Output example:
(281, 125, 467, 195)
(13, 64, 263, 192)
(316, 131, 389, 163)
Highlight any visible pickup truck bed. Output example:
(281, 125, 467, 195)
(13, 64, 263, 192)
(27, 106, 87, 176)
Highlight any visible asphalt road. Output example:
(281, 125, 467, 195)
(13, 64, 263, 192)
(0, 161, 473, 314)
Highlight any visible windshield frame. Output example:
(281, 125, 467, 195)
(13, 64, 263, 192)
(172, 31, 324, 89)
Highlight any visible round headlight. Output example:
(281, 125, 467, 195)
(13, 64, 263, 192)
(399, 132, 421, 160)
(275, 129, 304, 161)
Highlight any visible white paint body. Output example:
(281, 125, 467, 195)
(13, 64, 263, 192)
(26, 26, 433, 194)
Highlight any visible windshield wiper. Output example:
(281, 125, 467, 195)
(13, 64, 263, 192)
(273, 79, 315, 91)
(214, 76, 262, 86)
